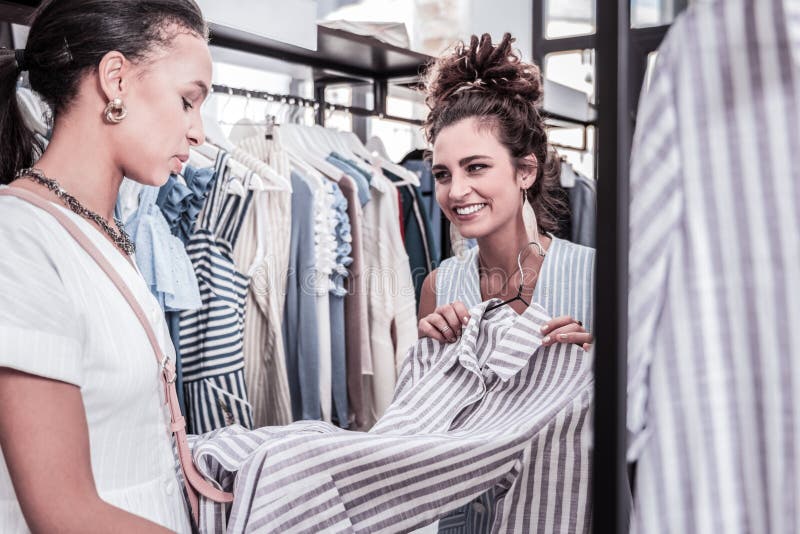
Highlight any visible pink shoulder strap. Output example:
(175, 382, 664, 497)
(0, 187, 233, 526)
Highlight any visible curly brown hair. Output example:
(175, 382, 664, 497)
(423, 33, 568, 235)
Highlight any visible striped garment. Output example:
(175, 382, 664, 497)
(627, 1, 800, 533)
(179, 152, 255, 434)
(231, 187, 294, 427)
(436, 236, 595, 333)
(435, 235, 595, 533)
(192, 298, 593, 533)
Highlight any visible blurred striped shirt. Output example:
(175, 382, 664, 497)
(193, 299, 593, 533)
(627, 1, 800, 532)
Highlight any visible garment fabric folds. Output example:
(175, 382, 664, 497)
(435, 235, 595, 532)
(627, 1, 800, 533)
(179, 152, 255, 434)
(193, 299, 593, 533)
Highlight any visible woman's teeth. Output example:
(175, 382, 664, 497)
(455, 203, 486, 215)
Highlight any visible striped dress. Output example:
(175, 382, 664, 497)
(179, 152, 255, 434)
(628, 1, 800, 532)
(192, 298, 593, 533)
(435, 235, 595, 533)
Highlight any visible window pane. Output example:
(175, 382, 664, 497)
(545, 0, 596, 39)
(631, 0, 685, 29)
(549, 126, 595, 180)
(544, 49, 595, 102)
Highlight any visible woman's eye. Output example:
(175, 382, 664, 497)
(467, 163, 487, 173)
(433, 171, 450, 181)
(182, 98, 193, 111)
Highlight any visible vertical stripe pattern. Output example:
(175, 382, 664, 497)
(192, 299, 593, 533)
(436, 236, 595, 332)
(627, 1, 800, 533)
(180, 152, 255, 434)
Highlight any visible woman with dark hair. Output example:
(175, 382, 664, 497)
(416, 33, 595, 532)
(0, 1, 211, 531)
(418, 32, 595, 350)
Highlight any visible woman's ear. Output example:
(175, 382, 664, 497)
(97, 50, 129, 102)
(517, 154, 539, 189)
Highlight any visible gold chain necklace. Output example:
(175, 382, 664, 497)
(15, 167, 135, 256)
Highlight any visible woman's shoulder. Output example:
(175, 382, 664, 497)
(550, 236, 596, 267)
(438, 246, 479, 274)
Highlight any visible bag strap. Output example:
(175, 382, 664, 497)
(0, 188, 233, 525)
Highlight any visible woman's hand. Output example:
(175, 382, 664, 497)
(418, 301, 471, 343)
(541, 316, 593, 352)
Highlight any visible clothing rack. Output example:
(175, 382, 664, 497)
(209, 83, 424, 127)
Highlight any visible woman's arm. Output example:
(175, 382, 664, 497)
(0, 368, 173, 533)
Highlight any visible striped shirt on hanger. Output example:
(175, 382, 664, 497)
(627, 1, 800, 532)
(193, 299, 593, 533)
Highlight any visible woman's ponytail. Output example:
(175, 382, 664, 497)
(0, 50, 40, 184)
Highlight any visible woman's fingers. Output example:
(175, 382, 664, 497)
(542, 322, 593, 347)
(436, 305, 464, 338)
(428, 313, 459, 343)
(418, 318, 446, 342)
(550, 332, 594, 346)
(418, 302, 472, 345)
(451, 301, 471, 327)
(541, 315, 586, 335)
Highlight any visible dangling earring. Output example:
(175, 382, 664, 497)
(104, 97, 127, 124)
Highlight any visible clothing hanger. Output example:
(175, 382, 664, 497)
(281, 123, 345, 180)
(201, 107, 236, 152)
(231, 146, 291, 191)
(358, 133, 421, 187)
(484, 241, 546, 313)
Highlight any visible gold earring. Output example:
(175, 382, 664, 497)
(104, 97, 127, 124)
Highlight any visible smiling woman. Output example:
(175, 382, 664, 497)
(0, 1, 211, 533)
(416, 33, 596, 533)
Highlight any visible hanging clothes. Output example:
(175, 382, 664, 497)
(124, 185, 202, 313)
(155, 165, 217, 415)
(402, 158, 443, 258)
(385, 169, 440, 309)
(337, 174, 370, 429)
(559, 162, 597, 248)
(328, 182, 353, 428)
(234, 135, 295, 427)
(327, 152, 372, 206)
(179, 152, 254, 434)
(232, 187, 294, 427)
(283, 171, 322, 422)
(360, 170, 418, 424)
(193, 299, 593, 533)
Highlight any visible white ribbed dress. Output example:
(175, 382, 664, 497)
(0, 189, 191, 533)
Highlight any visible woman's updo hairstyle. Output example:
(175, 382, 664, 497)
(423, 32, 568, 235)
(0, 0, 209, 184)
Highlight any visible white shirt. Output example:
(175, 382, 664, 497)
(0, 190, 190, 533)
(360, 172, 418, 423)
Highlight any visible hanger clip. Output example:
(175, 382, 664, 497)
(265, 114, 276, 141)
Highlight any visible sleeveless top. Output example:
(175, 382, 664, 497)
(434, 236, 595, 534)
(436, 236, 595, 332)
